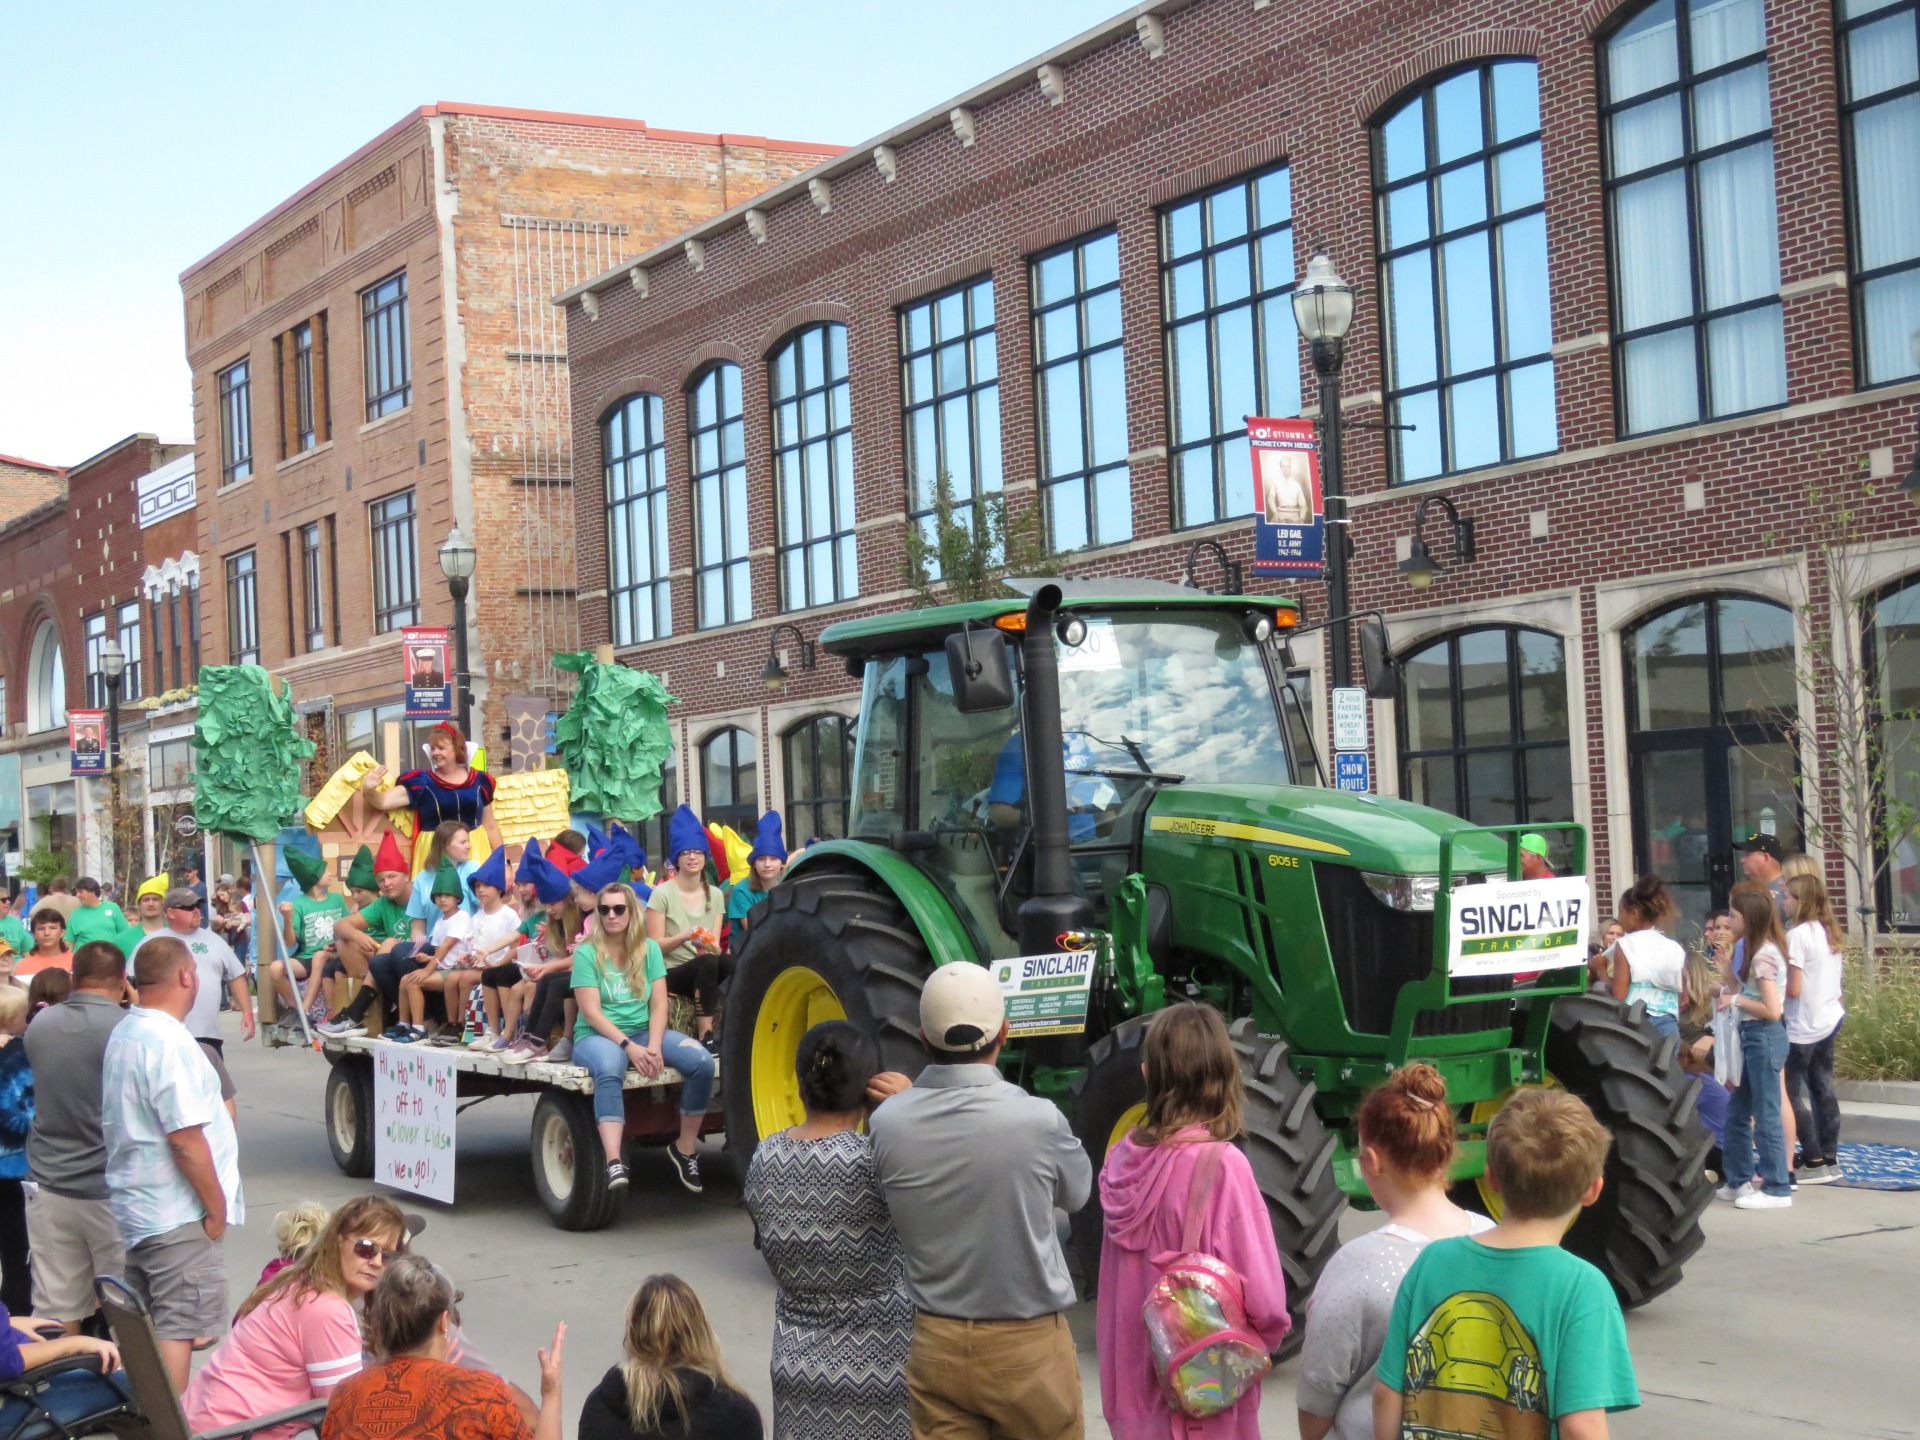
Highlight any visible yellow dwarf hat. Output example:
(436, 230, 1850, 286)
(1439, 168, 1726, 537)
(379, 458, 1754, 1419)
(136, 873, 171, 900)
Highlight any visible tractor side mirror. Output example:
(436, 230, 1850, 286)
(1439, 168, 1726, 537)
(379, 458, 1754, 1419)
(944, 629, 1015, 713)
(1360, 618, 1397, 700)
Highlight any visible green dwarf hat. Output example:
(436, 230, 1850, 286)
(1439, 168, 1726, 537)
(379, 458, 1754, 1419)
(286, 847, 328, 892)
(345, 845, 378, 891)
(430, 860, 465, 900)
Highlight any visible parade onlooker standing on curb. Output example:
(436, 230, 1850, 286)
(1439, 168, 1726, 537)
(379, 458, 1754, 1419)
(1097, 1005, 1288, 1440)
(24, 941, 129, 1333)
(0, 987, 34, 1317)
(868, 961, 1091, 1440)
(1716, 889, 1793, 1210)
(1604, 876, 1687, 1036)
(64, 878, 126, 951)
(1784, 873, 1846, 1184)
(118, 874, 170, 959)
(1736, 834, 1790, 917)
(133, 888, 253, 1113)
(102, 934, 246, 1391)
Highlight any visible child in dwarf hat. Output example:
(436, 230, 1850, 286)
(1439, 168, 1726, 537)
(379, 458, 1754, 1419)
(273, 848, 346, 1020)
(394, 862, 472, 1043)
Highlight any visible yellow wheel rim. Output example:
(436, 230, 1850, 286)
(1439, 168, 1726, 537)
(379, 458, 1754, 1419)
(750, 967, 848, 1138)
(1469, 1075, 1564, 1219)
(1108, 1102, 1148, 1155)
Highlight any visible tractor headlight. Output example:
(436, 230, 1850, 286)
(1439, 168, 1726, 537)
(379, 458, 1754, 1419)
(1361, 871, 1441, 912)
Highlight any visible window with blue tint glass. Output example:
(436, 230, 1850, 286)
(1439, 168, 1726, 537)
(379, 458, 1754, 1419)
(1031, 233, 1131, 550)
(1603, 0, 1784, 433)
(605, 394, 672, 646)
(689, 365, 750, 629)
(1374, 61, 1558, 482)
(771, 324, 858, 610)
(1159, 165, 1301, 528)
(1839, 0, 1920, 384)
(900, 278, 1001, 572)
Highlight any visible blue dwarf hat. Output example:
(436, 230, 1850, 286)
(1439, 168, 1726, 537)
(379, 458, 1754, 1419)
(469, 845, 509, 895)
(748, 810, 788, 863)
(584, 822, 610, 858)
(575, 823, 646, 894)
(667, 804, 708, 864)
(516, 838, 572, 905)
(606, 822, 647, 879)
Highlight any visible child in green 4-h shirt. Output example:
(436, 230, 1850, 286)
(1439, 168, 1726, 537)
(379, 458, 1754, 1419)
(1374, 1088, 1639, 1440)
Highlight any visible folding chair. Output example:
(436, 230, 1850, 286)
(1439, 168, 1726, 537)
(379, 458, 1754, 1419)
(0, 1325, 138, 1440)
(93, 1280, 328, 1440)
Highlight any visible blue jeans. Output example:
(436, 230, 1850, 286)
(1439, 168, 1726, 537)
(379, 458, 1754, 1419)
(573, 1028, 714, 1123)
(1647, 1010, 1680, 1039)
(1724, 1018, 1791, 1195)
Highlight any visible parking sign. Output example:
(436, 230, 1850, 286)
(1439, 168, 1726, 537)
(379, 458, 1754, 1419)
(1331, 687, 1368, 753)
(1334, 752, 1370, 793)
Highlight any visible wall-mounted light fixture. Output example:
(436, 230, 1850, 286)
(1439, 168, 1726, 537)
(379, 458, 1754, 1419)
(1398, 495, 1477, 590)
(762, 623, 817, 692)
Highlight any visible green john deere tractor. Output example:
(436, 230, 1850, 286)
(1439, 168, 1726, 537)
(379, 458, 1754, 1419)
(721, 578, 1712, 1346)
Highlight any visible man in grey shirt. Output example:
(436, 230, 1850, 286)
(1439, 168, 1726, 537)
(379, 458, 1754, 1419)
(24, 940, 129, 1331)
(869, 961, 1091, 1440)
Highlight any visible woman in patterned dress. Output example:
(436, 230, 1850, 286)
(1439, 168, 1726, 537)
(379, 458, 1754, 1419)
(742, 1021, 912, 1440)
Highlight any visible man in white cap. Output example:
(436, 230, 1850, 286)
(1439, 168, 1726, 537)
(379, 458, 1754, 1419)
(867, 961, 1090, 1440)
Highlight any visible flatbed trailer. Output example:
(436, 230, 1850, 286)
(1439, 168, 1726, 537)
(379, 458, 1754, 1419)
(317, 1034, 722, 1231)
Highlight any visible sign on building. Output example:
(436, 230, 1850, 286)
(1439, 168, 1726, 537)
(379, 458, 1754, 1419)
(1247, 417, 1324, 577)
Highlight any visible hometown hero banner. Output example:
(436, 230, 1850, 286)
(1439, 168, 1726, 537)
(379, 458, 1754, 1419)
(1446, 876, 1591, 978)
(1247, 416, 1324, 577)
(402, 626, 454, 721)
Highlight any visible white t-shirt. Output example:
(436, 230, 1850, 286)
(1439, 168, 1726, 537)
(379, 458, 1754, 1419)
(1785, 921, 1845, 1043)
(428, 909, 475, 970)
(1609, 929, 1686, 1017)
(465, 905, 524, 968)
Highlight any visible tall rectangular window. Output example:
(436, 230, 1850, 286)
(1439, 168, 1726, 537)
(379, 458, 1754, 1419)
(368, 490, 419, 632)
(771, 323, 858, 609)
(690, 365, 752, 627)
(1842, 0, 1920, 384)
(1377, 64, 1557, 480)
(1032, 232, 1130, 550)
(1604, 0, 1785, 434)
(299, 522, 326, 651)
(117, 601, 142, 702)
(217, 358, 253, 485)
(225, 550, 260, 665)
(83, 613, 109, 709)
(901, 278, 1002, 554)
(150, 596, 166, 692)
(1163, 168, 1301, 522)
(605, 394, 673, 645)
(278, 315, 328, 455)
(187, 576, 201, 679)
(361, 271, 411, 420)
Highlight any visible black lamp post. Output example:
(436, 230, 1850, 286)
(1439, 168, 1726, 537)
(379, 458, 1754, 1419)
(1292, 253, 1357, 685)
(762, 624, 817, 693)
(1398, 495, 1478, 590)
(437, 526, 477, 735)
(101, 636, 125, 890)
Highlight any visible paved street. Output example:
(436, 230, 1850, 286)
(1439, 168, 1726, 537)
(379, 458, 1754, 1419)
(218, 1018, 1920, 1439)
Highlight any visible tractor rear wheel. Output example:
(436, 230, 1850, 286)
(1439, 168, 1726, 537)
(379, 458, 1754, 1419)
(1068, 1016, 1345, 1359)
(723, 863, 933, 1172)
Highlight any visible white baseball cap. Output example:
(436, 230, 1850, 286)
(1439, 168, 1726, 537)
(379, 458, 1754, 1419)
(920, 961, 1006, 1054)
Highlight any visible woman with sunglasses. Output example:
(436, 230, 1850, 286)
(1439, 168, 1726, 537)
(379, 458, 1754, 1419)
(573, 883, 715, 1196)
(185, 1195, 410, 1435)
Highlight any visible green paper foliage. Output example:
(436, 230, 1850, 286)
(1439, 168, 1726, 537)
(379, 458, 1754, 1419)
(553, 652, 676, 822)
(193, 666, 316, 841)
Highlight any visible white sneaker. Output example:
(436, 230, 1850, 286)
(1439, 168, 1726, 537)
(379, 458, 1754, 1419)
(548, 1037, 573, 1065)
(466, 1031, 496, 1051)
(1714, 1185, 1743, 1203)
(1734, 1190, 1792, 1210)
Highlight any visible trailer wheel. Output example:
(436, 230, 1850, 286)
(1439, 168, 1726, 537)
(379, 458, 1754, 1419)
(325, 1058, 375, 1179)
(531, 1089, 616, 1231)
(723, 863, 932, 1172)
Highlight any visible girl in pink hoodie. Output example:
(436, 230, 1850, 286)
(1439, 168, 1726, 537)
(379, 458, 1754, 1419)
(1096, 1005, 1290, 1440)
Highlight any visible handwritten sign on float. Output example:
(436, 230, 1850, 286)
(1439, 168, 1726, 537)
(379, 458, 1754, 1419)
(374, 1045, 457, 1203)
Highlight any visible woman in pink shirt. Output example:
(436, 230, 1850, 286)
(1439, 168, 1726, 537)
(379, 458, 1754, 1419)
(186, 1195, 409, 1436)
(1096, 1005, 1290, 1440)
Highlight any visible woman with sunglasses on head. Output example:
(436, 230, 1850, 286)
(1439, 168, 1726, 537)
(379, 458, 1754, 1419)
(185, 1195, 410, 1436)
(573, 883, 715, 1195)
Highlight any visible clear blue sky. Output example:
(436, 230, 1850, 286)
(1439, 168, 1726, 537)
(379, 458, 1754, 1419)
(0, 0, 1121, 467)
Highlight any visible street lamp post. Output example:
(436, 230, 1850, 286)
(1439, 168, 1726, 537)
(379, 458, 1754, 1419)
(1292, 253, 1357, 686)
(100, 637, 125, 891)
(437, 526, 477, 736)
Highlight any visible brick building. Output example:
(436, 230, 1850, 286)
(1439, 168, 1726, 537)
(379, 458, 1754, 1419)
(560, 0, 1920, 934)
(180, 102, 838, 831)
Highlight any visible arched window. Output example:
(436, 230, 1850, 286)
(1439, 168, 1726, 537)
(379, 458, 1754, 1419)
(784, 714, 853, 844)
(690, 364, 751, 628)
(1624, 594, 1797, 933)
(770, 324, 857, 609)
(27, 620, 65, 733)
(700, 727, 760, 835)
(1602, 0, 1784, 432)
(1375, 61, 1555, 481)
(1398, 627, 1573, 867)
(604, 394, 671, 646)
(1840, 0, 1920, 384)
(1868, 575, 1920, 926)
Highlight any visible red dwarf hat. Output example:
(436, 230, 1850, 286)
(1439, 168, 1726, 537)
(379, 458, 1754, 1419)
(547, 841, 587, 878)
(374, 832, 410, 876)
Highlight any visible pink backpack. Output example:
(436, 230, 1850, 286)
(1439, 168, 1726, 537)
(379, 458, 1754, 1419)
(1141, 1143, 1273, 1423)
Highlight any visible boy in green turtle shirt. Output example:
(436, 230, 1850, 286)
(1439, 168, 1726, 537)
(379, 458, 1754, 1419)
(272, 848, 347, 1021)
(1374, 1088, 1638, 1440)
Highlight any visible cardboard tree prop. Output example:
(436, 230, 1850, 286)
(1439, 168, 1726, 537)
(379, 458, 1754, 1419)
(553, 651, 675, 829)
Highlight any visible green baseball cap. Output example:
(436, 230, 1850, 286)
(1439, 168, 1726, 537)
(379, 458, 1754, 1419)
(1519, 832, 1550, 858)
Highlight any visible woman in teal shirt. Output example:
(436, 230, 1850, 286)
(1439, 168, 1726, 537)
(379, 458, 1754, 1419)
(725, 811, 792, 928)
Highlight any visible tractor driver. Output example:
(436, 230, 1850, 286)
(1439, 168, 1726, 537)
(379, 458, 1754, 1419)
(984, 729, 1113, 842)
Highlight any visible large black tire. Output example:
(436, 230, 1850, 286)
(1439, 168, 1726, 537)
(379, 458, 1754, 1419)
(324, 1057, 374, 1179)
(530, 1089, 617, 1232)
(722, 863, 933, 1172)
(1546, 993, 1714, 1306)
(1068, 1017, 1345, 1360)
